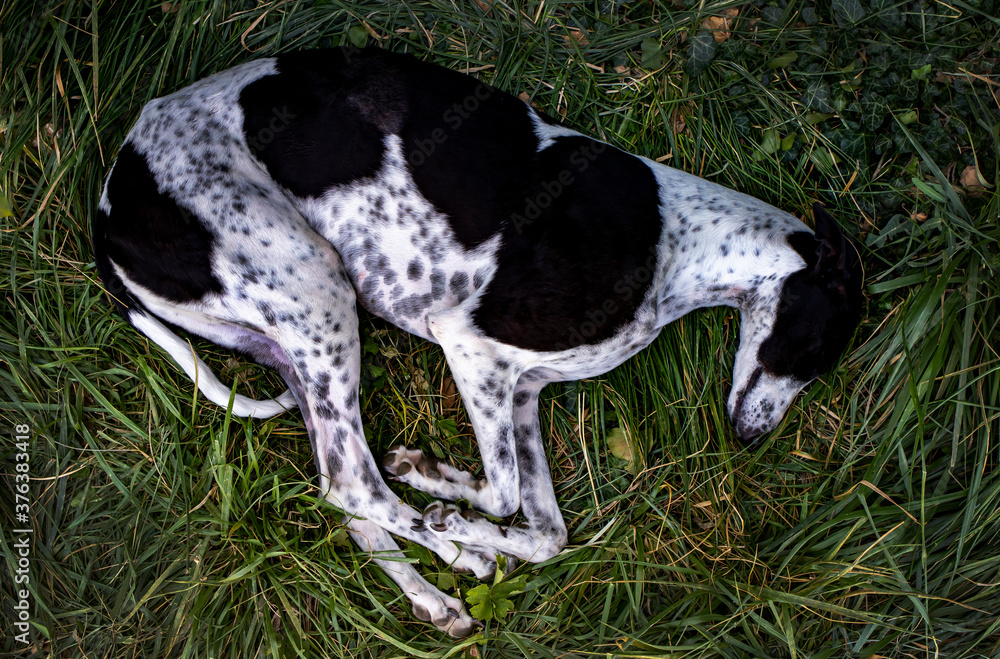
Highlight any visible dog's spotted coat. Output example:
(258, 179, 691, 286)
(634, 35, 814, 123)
(93, 47, 863, 637)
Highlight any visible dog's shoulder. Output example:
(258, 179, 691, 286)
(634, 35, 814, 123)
(238, 47, 541, 248)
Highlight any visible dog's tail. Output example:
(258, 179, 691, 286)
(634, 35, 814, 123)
(128, 308, 297, 419)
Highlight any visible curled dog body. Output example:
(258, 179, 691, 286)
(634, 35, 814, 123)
(92, 46, 863, 636)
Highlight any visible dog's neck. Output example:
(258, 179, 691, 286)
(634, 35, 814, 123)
(646, 162, 810, 325)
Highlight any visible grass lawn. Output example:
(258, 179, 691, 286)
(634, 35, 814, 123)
(2, 0, 999, 657)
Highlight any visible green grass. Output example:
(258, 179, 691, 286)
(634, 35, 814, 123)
(2, 0, 999, 657)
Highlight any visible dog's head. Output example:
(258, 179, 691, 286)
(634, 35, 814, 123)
(728, 204, 864, 444)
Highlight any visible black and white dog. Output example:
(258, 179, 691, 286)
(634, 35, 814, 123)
(93, 47, 863, 637)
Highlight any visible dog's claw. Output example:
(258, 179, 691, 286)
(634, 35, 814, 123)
(460, 509, 483, 522)
(443, 613, 483, 639)
(422, 501, 461, 534)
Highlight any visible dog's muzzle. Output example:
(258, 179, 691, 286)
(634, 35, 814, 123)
(729, 365, 809, 446)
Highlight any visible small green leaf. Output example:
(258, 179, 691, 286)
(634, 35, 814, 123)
(898, 109, 919, 125)
(760, 129, 780, 155)
(805, 112, 834, 125)
(406, 542, 436, 567)
(861, 98, 888, 131)
(832, 0, 865, 26)
(436, 572, 455, 591)
(606, 427, 638, 474)
(897, 78, 919, 102)
(347, 25, 368, 49)
(437, 418, 459, 438)
(809, 148, 837, 174)
(767, 52, 798, 69)
(840, 73, 863, 92)
(466, 584, 491, 617)
(491, 574, 528, 601)
(780, 133, 796, 151)
(0, 192, 13, 218)
(686, 31, 718, 77)
(911, 63, 932, 81)
(466, 573, 528, 621)
(329, 528, 353, 548)
(803, 80, 834, 113)
(640, 38, 665, 69)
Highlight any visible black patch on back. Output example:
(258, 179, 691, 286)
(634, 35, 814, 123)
(393, 53, 539, 247)
(241, 47, 539, 248)
(758, 231, 864, 381)
(472, 137, 663, 351)
(93, 143, 223, 313)
(239, 48, 393, 198)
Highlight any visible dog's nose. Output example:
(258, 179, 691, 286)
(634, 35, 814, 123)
(736, 422, 764, 446)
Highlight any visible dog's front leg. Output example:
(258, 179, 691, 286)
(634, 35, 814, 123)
(417, 376, 568, 563)
(387, 376, 570, 564)
(345, 518, 482, 638)
(387, 309, 522, 519)
(381, 312, 567, 563)
(509, 377, 568, 558)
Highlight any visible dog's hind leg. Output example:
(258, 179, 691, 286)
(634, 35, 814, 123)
(119, 223, 500, 634)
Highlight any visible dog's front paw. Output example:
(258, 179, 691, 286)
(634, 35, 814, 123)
(416, 501, 469, 533)
(413, 502, 515, 577)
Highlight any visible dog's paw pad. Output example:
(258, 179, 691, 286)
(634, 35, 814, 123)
(383, 445, 422, 477)
(422, 501, 465, 533)
(383, 445, 446, 479)
(410, 590, 482, 638)
(445, 614, 483, 639)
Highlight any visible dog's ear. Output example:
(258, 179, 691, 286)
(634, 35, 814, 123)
(811, 203, 850, 277)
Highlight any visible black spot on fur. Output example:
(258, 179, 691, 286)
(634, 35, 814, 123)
(430, 268, 446, 300)
(394, 293, 433, 317)
(241, 47, 540, 253)
(394, 57, 539, 248)
(239, 48, 392, 197)
(473, 137, 663, 351)
(316, 402, 339, 420)
(407, 258, 423, 281)
(93, 143, 223, 312)
(449, 271, 469, 301)
(360, 460, 387, 501)
(515, 438, 536, 477)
